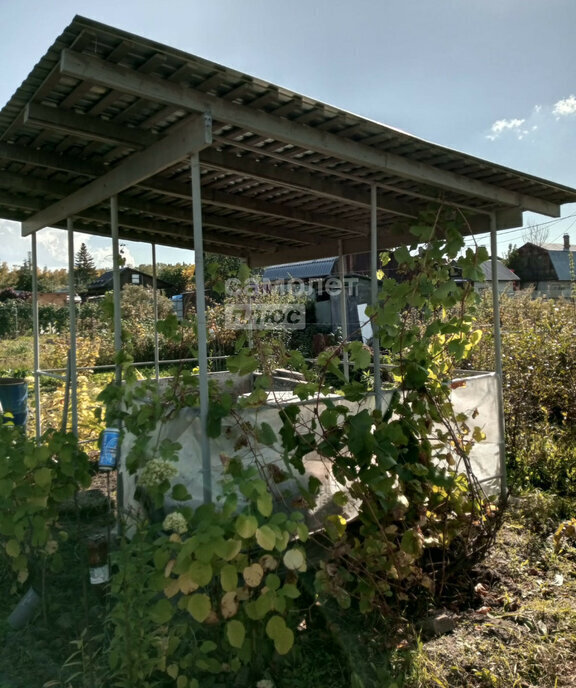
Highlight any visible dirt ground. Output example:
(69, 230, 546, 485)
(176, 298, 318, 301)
(403, 496, 576, 688)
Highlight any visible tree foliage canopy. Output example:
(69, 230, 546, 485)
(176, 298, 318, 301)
(74, 242, 98, 292)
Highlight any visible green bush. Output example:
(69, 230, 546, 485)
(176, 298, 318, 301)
(468, 290, 576, 494)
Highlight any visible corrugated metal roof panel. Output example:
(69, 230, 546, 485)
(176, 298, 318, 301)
(262, 258, 337, 281)
(547, 250, 576, 281)
(480, 260, 519, 282)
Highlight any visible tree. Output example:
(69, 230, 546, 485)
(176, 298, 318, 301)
(13, 253, 51, 292)
(522, 220, 549, 247)
(502, 243, 519, 268)
(153, 262, 196, 295)
(204, 253, 243, 303)
(0, 262, 11, 289)
(74, 243, 98, 293)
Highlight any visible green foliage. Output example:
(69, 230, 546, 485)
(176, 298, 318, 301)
(74, 242, 98, 293)
(100, 284, 181, 363)
(467, 289, 576, 494)
(278, 210, 496, 613)
(203, 253, 243, 303)
(0, 206, 500, 686)
(155, 262, 196, 295)
(0, 425, 92, 589)
(107, 461, 309, 686)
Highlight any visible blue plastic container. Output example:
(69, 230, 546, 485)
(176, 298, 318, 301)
(0, 377, 28, 428)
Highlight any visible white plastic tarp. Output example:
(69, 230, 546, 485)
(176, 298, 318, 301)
(119, 372, 503, 527)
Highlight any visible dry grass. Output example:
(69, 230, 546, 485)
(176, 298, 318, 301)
(402, 494, 576, 688)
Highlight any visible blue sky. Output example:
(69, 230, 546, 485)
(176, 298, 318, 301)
(1, 0, 576, 269)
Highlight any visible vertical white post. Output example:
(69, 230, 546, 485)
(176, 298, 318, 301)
(152, 243, 160, 383)
(31, 232, 41, 438)
(371, 185, 382, 412)
(111, 195, 122, 385)
(338, 240, 350, 381)
(67, 219, 78, 435)
(191, 152, 212, 504)
(490, 214, 507, 499)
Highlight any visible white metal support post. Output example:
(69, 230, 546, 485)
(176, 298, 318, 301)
(490, 214, 507, 500)
(111, 195, 122, 385)
(371, 185, 383, 412)
(67, 218, 78, 435)
(152, 243, 160, 383)
(31, 232, 41, 438)
(191, 152, 212, 504)
(338, 240, 349, 381)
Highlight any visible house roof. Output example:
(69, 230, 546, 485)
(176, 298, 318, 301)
(479, 260, 519, 282)
(262, 258, 337, 281)
(2, 16, 576, 268)
(546, 251, 576, 281)
(87, 266, 173, 290)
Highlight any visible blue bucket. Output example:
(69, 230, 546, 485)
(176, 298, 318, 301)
(0, 378, 28, 428)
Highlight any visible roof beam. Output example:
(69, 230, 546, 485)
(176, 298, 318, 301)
(0, 142, 107, 177)
(249, 229, 406, 267)
(22, 112, 213, 235)
(248, 214, 494, 267)
(117, 194, 318, 244)
(0, 169, 353, 240)
(201, 188, 367, 233)
(9, 105, 419, 221)
(60, 49, 561, 217)
(0, 142, 379, 234)
(0, 171, 306, 250)
(201, 149, 416, 220)
(201, 213, 314, 245)
(50, 216, 250, 259)
(24, 102, 157, 149)
(0, 141, 392, 233)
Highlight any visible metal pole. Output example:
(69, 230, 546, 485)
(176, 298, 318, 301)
(371, 185, 382, 412)
(111, 195, 122, 385)
(338, 240, 349, 381)
(490, 213, 507, 499)
(152, 243, 160, 383)
(110, 195, 124, 526)
(31, 232, 41, 438)
(67, 219, 78, 435)
(191, 152, 212, 504)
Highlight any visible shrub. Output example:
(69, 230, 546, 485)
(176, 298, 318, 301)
(468, 290, 576, 493)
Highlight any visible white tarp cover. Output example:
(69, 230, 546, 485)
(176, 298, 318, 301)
(119, 372, 502, 526)
(449, 372, 501, 496)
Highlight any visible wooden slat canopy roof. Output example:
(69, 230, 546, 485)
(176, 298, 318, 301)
(1, 15, 576, 267)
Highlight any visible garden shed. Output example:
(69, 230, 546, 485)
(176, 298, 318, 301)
(1, 15, 576, 504)
(261, 258, 372, 339)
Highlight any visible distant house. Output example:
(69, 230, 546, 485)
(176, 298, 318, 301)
(509, 234, 576, 298)
(262, 257, 372, 340)
(86, 267, 176, 298)
(475, 260, 519, 294)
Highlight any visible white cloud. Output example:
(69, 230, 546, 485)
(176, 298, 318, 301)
(36, 228, 68, 267)
(553, 95, 576, 118)
(486, 117, 525, 141)
(0, 219, 31, 268)
(90, 244, 136, 269)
